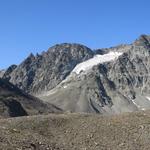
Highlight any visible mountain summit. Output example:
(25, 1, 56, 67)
(2, 35, 150, 114)
(3, 43, 93, 94)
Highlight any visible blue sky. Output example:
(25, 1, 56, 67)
(0, 0, 150, 69)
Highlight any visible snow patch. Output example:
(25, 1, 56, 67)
(131, 99, 137, 106)
(131, 100, 140, 108)
(63, 85, 68, 89)
(72, 52, 123, 74)
(131, 99, 145, 110)
(131, 100, 142, 108)
(146, 96, 150, 102)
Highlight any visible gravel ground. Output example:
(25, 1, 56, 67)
(0, 111, 150, 150)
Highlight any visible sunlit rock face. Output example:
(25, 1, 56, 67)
(6, 43, 94, 94)
(4, 35, 150, 114)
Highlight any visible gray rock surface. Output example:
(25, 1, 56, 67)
(39, 35, 150, 114)
(0, 78, 61, 118)
(2, 64, 17, 80)
(3, 35, 150, 114)
(7, 43, 93, 94)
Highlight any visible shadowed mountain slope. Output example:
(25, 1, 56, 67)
(0, 78, 61, 118)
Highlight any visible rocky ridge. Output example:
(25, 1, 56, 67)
(40, 35, 150, 114)
(3, 43, 93, 94)
(2, 34, 150, 115)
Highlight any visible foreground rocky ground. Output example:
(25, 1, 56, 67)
(0, 111, 150, 150)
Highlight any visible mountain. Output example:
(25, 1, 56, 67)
(3, 35, 150, 114)
(3, 43, 93, 94)
(0, 78, 61, 118)
(39, 35, 150, 114)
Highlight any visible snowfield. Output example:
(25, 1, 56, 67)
(72, 52, 123, 74)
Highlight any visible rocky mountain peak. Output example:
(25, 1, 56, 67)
(47, 43, 94, 60)
(3, 64, 17, 80)
(134, 34, 150, 47)
(38, 35, 150, 114)
(2, 35, 150, 115)
(22, 53, 35, 65)
(6, 43, 94, 94)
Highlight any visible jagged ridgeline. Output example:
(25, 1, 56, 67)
(3, 44, 94, 94)
(1, 35, 150, 115)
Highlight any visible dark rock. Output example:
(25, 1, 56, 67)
(0, 78, 62, 118)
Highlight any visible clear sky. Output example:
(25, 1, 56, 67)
(0, 0, 150, 69)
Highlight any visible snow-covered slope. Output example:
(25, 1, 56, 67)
(72, 52, 123, 74)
